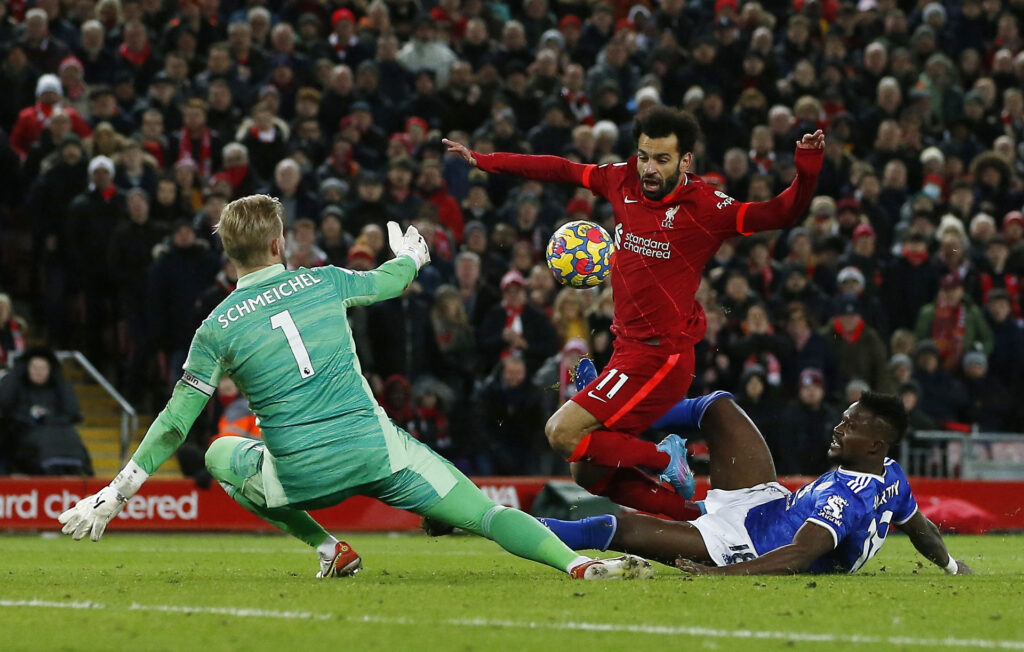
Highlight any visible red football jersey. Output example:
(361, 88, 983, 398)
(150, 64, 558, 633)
(475, 147, 823, 350)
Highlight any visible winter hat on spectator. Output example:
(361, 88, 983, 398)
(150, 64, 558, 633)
(889, 353, 912, 370)
(463, 220, 487, 240)
(702, 171, 726, 190)
(914, 339, 940, 357)
(566, 198, 592, 218)
(920, 147, 945, 167)
(834, 292, 862, 316)
(59, 56, 84, 74)
(592, 120, 618, 142)
(963, 350, 988, 372)
(799, 367, 825, 388)
(634, 86, 661, 108)
(964, 90, 985, 106)
(810, 196, 836, 218)
(563, 338, 588, 356)
(36, 74, 62, 97)
(846, 378, 871, 395)
(1003, 211, 1024, 232)
(321, 205, 344, 220)
(837, 266, 866, 288)
(88, 155, 115, 176)
(852, 223, 876, 240)
(786, 226, 810, 247)
(320, 177, 349, 198)
(347, 244, 375, 267)
(922, 3, 947, 23)
(331, 8, 355, 27)
(500, 269, 527, 291)
(405, 116, 428, 134)
(741, 363, 767, 385)
(558, 15, 582, 30)
(539, 29, 565, 50)
(683, 86, 706, 107)
(837, 197, 860, 215)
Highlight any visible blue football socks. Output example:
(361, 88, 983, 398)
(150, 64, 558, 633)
(652, 391, 734, 431)
(538, 515, 617, 552)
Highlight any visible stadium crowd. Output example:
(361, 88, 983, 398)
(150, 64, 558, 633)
(1, 0, 1024, 477)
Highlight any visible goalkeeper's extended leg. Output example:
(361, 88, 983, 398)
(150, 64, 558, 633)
(412, 456, 652, 579)
(205, 437, 361, 577)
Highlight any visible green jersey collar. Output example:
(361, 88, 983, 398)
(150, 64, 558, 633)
(237, 263, 286, 289)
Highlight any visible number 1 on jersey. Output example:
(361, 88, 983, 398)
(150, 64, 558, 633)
(270, 310, 316, 378)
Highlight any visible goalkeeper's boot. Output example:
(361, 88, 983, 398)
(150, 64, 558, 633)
(656, 434, 695, 499)
(572, 357, 598, 392)
(316, 540, 362, 578)
(570, 555, 654, 580)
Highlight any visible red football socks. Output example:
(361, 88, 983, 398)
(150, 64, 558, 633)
(567, 431, 670, 471)
(587, 467, 702, 521)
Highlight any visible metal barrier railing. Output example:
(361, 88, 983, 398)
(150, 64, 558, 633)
(57, 350, 138, 466)
(899, 430, 1024, 480)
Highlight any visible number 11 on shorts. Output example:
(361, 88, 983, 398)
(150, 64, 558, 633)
(271, 310, 316, 378)
(594, 368, 629, 399)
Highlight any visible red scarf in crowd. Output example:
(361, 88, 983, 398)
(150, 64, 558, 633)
(100, 185, 117, 201)
(902, 246, 929, 266)
(833, 316, 865, 343)
(142, 140, 165, 168)
(980, 273, 1021, 318)
(0, 319, 25, 366)
(561, 87, 594, 126)
(34, 102, 55, 123)
(119, 42, 152, 67)
(749, 150, 775, 174)
(748, 261, 774, 298)
(932, 301, 967, 367)
(217, 165, 249, 188)
(178, 128, 212, 179)
(249, 126, 277, 143)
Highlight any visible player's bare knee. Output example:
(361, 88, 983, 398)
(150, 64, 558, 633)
(544, 415, 580, 457)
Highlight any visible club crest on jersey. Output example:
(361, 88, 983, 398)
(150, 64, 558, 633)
(818, 495, 849, 525)
(662, 205, 680, 229)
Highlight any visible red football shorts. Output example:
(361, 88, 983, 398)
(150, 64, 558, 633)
(570, 339, 695, 434)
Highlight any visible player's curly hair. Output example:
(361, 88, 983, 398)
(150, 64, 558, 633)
(633, 106, 701, 155)
(857, 391, 908, 445)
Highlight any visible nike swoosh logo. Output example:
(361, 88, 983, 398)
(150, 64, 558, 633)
(624, 197, 639, 204)
(587, 391, 608, 403)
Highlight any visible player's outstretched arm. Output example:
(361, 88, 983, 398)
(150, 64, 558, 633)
(57, 381, 211, 541)
(676, 522, 834, 576)
(443, 138, 593, 188)
(734, 130, 825, 235)
(896, 510, 973, 575)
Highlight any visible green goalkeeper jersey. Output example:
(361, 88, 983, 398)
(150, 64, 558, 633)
(132, 258, 418, 505)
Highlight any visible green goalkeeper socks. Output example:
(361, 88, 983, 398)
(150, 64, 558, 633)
(222, 484, 330, 548)
(423, 473, 580, 573)
(485, 505, 582, 572)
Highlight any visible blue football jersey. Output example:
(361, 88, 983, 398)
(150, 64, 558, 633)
(743, 459, 919, 573)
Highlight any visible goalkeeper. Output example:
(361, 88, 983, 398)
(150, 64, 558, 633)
(58, 194, 652, 581)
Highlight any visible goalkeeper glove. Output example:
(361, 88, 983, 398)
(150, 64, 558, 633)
(58, 460, 149, 541)
(387, 220, 431, 270)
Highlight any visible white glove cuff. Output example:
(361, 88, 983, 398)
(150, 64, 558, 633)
(944, 556, 958, 574)
(110, 459, 149, 500)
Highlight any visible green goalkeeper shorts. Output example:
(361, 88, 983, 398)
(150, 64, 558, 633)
(210, 432, 460, 514)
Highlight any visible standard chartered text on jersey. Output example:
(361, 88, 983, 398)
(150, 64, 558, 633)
(217, 272, 323, 329)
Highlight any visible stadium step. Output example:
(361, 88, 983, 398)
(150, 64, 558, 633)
(64, 358, 176, 479)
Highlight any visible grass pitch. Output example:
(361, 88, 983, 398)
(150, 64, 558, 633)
(2, 532, 1023, 651)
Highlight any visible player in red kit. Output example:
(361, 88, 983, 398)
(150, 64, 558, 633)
(444, 107, 825, 520)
